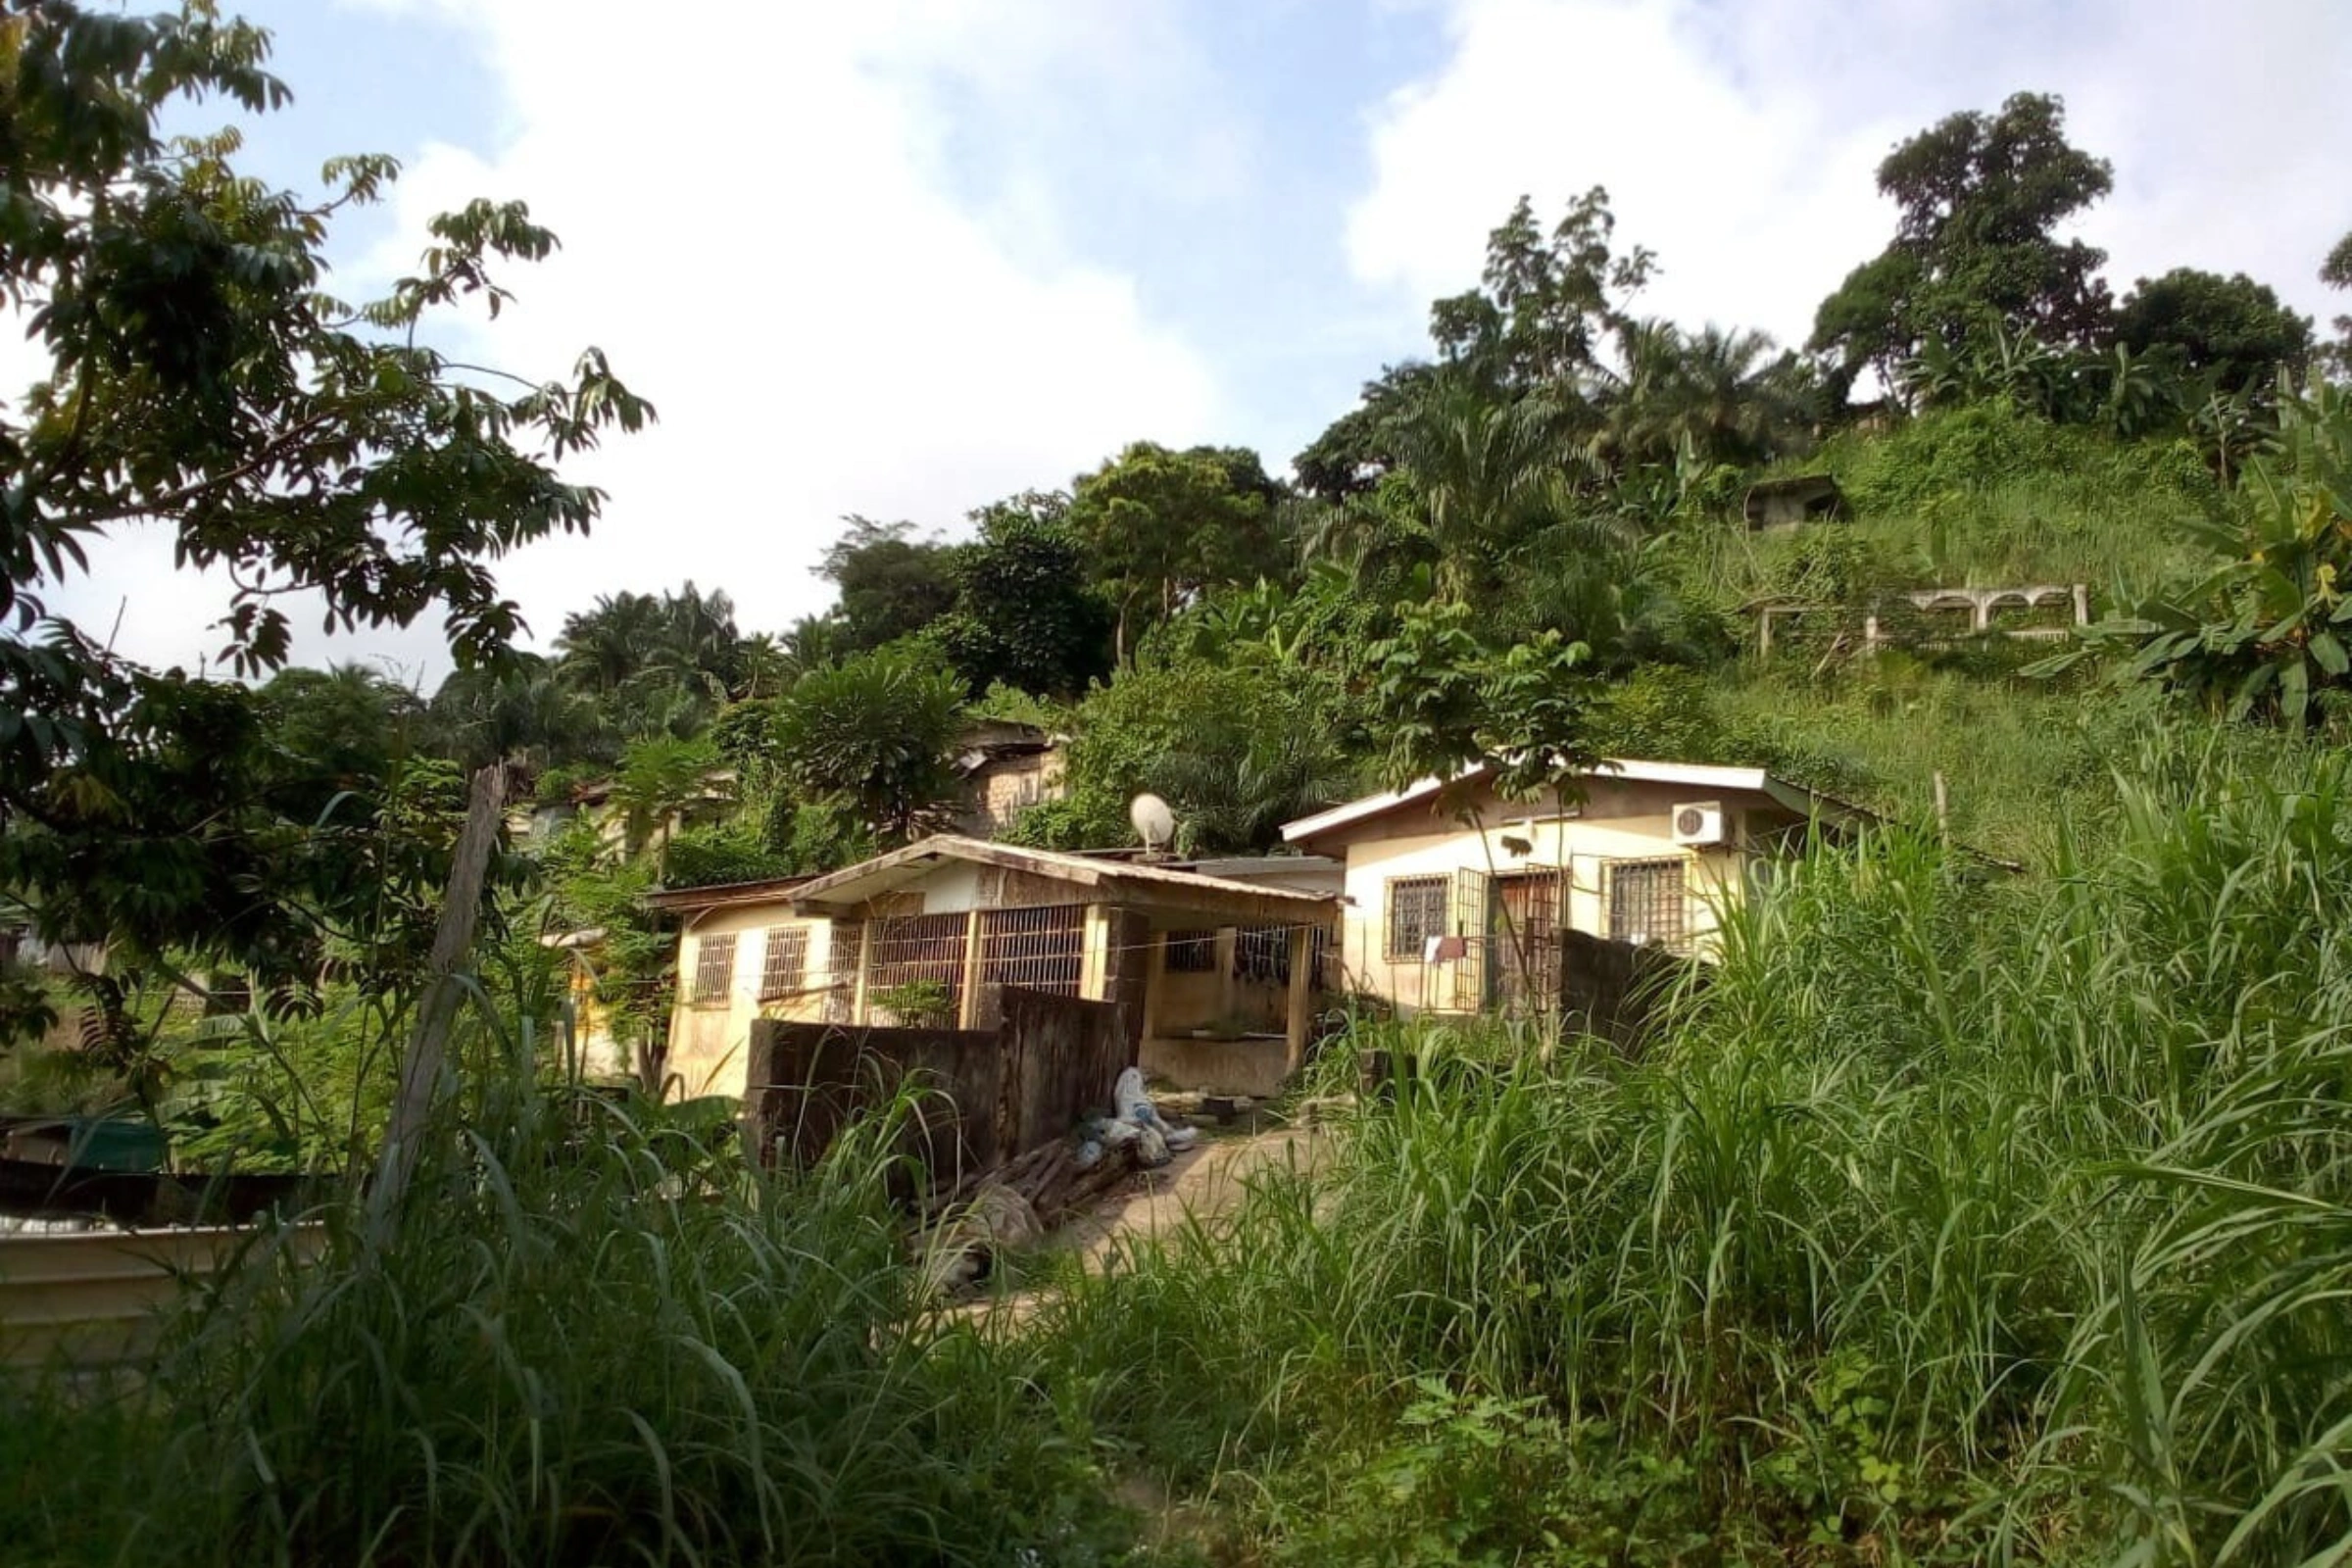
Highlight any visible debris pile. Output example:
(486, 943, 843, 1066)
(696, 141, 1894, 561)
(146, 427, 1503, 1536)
(920, 1067, 1199, 1295)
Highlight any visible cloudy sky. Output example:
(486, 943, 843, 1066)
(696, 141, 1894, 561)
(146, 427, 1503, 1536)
(38, 0, 2352, 683)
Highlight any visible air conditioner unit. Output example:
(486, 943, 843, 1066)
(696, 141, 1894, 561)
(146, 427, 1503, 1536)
(1671, 801, 1727, 847)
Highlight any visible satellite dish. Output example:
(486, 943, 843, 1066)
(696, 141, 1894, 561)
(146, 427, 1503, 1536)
(1129, 793, 1176, 853)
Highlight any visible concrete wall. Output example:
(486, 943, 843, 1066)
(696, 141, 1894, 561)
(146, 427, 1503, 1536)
(1140, 1035, 1289, 1097)
(667, 906, 837, 1102)
(1319, 777, 1762, 1015)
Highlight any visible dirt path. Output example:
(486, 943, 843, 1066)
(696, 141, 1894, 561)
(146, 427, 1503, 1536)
(1052, 1119, 1320, 1263)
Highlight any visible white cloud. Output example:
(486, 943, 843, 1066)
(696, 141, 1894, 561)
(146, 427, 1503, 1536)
(51, 0, 1223, 677)
(1345, 0, 2352, 358)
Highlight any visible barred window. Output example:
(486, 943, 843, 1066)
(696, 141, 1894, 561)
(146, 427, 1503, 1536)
(1164, 929, 1217, 972)
(978, 904, 1086, 996)
(690, 933, 737, 1004)
(758, 926, 809, 1001)
(1608, 858, 1689, 949)
(1386, 875, 1450, 960)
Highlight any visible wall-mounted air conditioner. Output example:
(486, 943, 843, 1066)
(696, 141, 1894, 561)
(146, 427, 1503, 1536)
(1671, 802, 1727, 847)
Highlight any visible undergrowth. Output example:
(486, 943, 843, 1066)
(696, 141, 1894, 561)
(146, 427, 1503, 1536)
(1024, 736, 2352, 1564)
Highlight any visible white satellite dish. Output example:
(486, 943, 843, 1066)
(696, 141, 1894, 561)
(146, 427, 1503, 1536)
(1129, 793, 1177, 854)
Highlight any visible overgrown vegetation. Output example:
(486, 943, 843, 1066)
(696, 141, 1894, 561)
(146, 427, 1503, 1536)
(12, 4, 2352, 1561)
(1023, 739, 2352, 1562)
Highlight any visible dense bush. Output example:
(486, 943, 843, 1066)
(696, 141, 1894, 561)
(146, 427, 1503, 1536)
(1030, 739, 2352, 1563)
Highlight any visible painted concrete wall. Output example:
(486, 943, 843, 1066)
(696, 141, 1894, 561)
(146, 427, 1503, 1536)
(666, 905, 836, 1102)
(1319, 779, 1765, 1014)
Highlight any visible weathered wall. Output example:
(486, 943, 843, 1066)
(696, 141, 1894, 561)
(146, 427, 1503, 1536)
(1559, 930, 1697, 1050)
(744, 986, 1135, 1183)
(1140, 1035, 1288, 1097)
(667, 906, 836, 1102)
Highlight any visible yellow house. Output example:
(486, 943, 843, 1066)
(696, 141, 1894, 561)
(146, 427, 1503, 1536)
(1281, 759, 1874, 1015)
(647, 837, 1340, 1102)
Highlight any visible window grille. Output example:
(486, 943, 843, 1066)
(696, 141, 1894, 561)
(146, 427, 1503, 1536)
(690, 933, 736, 1004)
(758, 926, 809, 1001)
(1164, 929, 1217, 972)
(823, 921, 862, 1023)
(1386, 875, 1450, 959)
(1607, 858, 1689, 949)
(866, 911, 972, 1022)
(977, 904, 1085, 996)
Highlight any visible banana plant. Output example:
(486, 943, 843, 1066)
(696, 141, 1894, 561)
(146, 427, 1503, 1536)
(2036, 372, 2352, 728)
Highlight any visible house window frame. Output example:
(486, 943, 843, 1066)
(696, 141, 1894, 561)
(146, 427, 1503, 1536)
(1385, 874, 1451, 960)
(758, 925, 809, 1002)
(1163, 929, 1218, 973)
(1607, 858, 1690, 950)
(690, 932, 737, 1005)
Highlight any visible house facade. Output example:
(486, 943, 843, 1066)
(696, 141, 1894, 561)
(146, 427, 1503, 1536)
(1282, 760, 1870, 1016)
(951, 721, 1066, 838)
(647, 837, 1340, 1102)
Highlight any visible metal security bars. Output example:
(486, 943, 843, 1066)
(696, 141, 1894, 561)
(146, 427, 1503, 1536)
(690, 933, 736, 1005)
(822, 922, 862, 1023)
(1386, 874, 1450, 959)
(866, 912, 973, 1022)
(1606, 858, 1690, 951)
(758, 926, 809, 1002)
(977, 904, 1085, 996)
(1164, 929, 1217, 972)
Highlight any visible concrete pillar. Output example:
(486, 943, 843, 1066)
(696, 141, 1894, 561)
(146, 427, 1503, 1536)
(957, 911, 987, 1029)
(1284, 924, 1314, 1075)
(1139, 932, 1166, 1045)
(2073, 582, 2090, 625)
(1214, 926, 1239, 1025)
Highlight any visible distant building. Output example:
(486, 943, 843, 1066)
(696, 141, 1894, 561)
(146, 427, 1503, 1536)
(1742, 473, 1848, 529)
(951, 721, 1065, 838)
(1282, 759, 1878, 1017)
(646, 837, 1340, 1102)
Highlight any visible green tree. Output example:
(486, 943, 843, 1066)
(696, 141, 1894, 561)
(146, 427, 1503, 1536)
(2115, 269, 2313, 394)
(0, 3, 644, 1042)
(1812, 92, 2114, 401)
(933, 491, 1112, 698)
(2322, 227, 2352, 376)
(1008, 655, 1364, 855)
(551, 583, 743, 742)
(813, 516, 957, 652)
(1429, 188, 1655, 396)
(1066, 441, 1291, 659)
(770, 643, 963, 843)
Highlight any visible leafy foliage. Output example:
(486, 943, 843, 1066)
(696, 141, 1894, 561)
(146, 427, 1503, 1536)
(769, 643, 964, 843)
(2048, 373, 2352, 726)
(1811, 91, 2114, 395)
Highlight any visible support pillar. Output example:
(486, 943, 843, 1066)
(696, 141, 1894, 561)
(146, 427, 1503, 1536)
(1284, 924, 1315, 1075)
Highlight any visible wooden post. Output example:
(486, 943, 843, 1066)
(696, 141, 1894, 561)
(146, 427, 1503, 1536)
(2072, 582, 2090, 626)
(957, 911, 987, 1029)
(1283, 924, 1314, 1076)
(1933, 771, 1950, 843)
(375, 760, 507, 1211)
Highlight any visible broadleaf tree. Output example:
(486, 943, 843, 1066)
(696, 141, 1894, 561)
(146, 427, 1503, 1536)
(0, 3, 649, 1040)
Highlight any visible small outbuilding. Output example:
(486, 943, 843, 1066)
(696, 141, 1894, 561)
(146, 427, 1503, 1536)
(648, 837, 1340, 1102)
(1742, 473, 1848, 529)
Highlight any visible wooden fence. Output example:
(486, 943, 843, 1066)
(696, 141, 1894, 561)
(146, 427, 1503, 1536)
(744, 985, 1137, 1187)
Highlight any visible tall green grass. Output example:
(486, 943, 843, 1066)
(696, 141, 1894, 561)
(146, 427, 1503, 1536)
(1029, 739, 2352, 1563)
(4, 1070, 1119, 1566)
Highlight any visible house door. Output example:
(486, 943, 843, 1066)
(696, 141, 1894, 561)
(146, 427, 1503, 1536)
(1493, 870, 1563, 1012)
